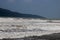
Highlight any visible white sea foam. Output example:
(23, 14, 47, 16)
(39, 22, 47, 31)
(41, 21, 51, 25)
(0, 18, 60, 39)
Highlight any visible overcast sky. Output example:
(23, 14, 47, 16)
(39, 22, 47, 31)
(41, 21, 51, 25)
(0, 0, 60, 18)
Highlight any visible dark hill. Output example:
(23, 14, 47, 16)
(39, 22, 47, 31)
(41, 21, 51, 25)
(0, 8, 46, 19)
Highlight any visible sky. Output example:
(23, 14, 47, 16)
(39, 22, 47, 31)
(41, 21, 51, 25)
(0, 0, 60, 19)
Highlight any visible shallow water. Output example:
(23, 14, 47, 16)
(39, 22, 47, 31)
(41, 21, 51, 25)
(0, 19, 60, 39)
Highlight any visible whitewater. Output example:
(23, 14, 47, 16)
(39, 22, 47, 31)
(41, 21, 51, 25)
(0, 18, 60, 39)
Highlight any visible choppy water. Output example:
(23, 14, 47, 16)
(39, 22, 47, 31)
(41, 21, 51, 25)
(0, 22, 60, 39)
